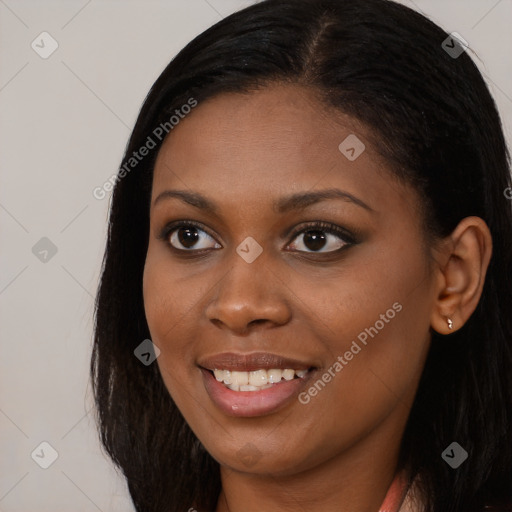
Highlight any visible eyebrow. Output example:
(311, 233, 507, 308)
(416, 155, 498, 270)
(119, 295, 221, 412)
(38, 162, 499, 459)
(152, 188, 374, 214)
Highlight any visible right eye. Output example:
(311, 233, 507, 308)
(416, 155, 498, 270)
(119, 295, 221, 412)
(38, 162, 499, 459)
(161, 222, 222, 252)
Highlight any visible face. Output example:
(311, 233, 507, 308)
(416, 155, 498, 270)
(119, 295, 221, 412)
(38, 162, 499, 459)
(143, 83, 437, 477)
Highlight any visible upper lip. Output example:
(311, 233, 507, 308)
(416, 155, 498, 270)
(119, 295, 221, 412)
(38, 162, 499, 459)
(198, 352, 314, 372)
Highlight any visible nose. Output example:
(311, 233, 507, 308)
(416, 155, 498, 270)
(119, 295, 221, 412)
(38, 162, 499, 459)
(205, 251, 292, 335)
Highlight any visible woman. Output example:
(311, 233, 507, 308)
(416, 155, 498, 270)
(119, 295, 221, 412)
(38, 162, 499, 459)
(90, 0, 512, 510)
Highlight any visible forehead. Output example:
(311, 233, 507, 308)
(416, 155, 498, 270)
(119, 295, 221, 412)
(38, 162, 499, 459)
(151, 84, 411, 216)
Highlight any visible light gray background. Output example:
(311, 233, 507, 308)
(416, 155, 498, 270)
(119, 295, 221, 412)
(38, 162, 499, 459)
(1, 1, 511, 511)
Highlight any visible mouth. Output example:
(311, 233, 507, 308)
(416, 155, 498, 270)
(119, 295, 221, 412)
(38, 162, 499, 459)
(198, 352, 318, 417)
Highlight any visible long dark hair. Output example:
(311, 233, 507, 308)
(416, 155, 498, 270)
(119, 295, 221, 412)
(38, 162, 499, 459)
(90, 0, 512, 510)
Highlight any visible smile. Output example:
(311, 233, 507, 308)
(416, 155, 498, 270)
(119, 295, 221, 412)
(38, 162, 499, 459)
(198, 352, 317, 417)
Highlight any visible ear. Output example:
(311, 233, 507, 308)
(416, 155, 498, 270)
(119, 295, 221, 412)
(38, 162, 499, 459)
(430, 216, 492, 335)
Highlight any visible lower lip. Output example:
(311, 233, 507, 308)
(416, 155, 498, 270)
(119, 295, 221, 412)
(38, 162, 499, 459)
(200, 368, 313, 418)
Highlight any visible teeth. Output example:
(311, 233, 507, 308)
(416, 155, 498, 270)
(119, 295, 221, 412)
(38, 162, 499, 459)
(231, 371, 249, 386)
(240, 385, 259, 391)
(267, 369, 282, 383)
(213, 368, 309, 391)
(249, 369, 268, 386)
(282, 369, 295, 381)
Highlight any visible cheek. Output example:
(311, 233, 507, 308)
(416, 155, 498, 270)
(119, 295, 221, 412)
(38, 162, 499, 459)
(143, 257, 176, 344)
(301, 240, 429, 349)
(142, 245, 201, 346)
(142, 249, 213, 407)
(298, 242, 433, 409)
(326, 302, 428, 399)
(142, 251, 194, 378)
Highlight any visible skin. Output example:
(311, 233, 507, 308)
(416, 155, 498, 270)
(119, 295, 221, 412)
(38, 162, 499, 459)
(142, 83, 492, 512)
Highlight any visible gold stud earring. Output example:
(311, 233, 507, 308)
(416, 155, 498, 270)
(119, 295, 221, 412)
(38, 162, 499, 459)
(447, 318, 453, 330)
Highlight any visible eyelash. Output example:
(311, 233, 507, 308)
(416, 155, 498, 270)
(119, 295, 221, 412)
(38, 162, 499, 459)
(157, 219, 358, 256)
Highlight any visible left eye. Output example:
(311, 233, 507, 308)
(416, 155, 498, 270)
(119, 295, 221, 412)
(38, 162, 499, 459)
(288, 228, 348, 253)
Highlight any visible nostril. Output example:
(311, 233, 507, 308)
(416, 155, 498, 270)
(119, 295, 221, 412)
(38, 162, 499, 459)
(249, 319, 267, 327)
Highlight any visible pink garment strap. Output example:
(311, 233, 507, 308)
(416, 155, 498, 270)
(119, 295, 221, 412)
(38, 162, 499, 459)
(378, 471, 409, 512)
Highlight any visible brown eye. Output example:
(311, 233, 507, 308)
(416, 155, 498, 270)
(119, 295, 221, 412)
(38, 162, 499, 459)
(288, 225, 349, 253)
(168, 225, 221, 251)
(302, 230, 327, 251)
(175, 227, 199, 248)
